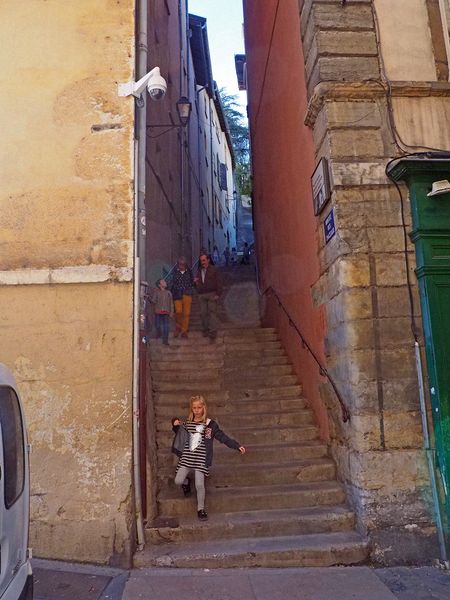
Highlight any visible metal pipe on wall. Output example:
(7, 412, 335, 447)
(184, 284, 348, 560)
(131, 0, 148, 550)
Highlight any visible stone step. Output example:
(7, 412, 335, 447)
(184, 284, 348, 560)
(145, 505, 356, 545)
(156, 441, 328, 467)
(153, 385, 303, 403)
(153, 380, 222, 392)
(151, 365, 294, 382)
(223, 333, 279, 343)
(161, 329, 277, 340)
(155, 397, 309, 415)
(135, 531, 368, 568)
(187, 320, 262, 329)
(149, 340, 283, 352)
(225, 374, 298, 388)
(157, 480, 346, 516)
(151, 359, 224, 371)
(149, 348, 286, 362)
(156, 425, 319, 448)
(155, 410, 315, 431)
(224, 355, 289, 367)
(150, 355, 290, 370)
(158, 458, 336, 488)
(152, 375, 297, 397)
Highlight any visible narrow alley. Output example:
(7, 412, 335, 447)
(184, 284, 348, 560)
(3, 0, 450, 598)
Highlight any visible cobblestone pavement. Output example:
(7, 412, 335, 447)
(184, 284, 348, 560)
(32, 560, 450, 600)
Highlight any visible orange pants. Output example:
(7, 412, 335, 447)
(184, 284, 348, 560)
(174, 294, 192, 333)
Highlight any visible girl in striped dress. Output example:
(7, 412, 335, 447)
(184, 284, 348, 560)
(172, 395, 246, 521)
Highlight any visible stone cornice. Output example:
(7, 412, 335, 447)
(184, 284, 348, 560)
(0, 265, 133, 286)
(304, 80, 450, 128)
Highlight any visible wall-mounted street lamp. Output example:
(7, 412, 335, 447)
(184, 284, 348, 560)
(176, 96, 192, 127)
(147, 96, 192, 131)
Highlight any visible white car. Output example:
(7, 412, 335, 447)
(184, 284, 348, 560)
(0, 365, 33, 599)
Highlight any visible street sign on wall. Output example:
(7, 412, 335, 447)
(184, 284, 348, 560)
(312, 157, 331, 215)
(324, 209, 336, 244)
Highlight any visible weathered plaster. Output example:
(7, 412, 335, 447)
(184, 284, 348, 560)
(0, 0, 136, 564)
(1, 283, 134, 563)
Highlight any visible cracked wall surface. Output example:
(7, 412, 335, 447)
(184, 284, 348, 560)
(0, 0, 136, 564)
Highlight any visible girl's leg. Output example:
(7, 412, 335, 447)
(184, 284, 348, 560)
(174, 466, 190, 487)
(194, 470, 206, 511)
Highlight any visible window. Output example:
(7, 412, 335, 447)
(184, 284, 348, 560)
(219, 163, 228, 191)
(0, 387, 25, 509)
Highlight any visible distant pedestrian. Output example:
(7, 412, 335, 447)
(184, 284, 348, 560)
(241, 242, 250, 265)
(171, 257, 194, 339)
(194, 253, 222, 342)
(171, 395, 246, 521)
(223, 245, 230, 266)
(212, 245, 221, 266)
(230, 247, 238, 266)
(150, 278, 174, 345)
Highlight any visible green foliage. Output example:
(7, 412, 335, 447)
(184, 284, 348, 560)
(218, 88, 252, 196)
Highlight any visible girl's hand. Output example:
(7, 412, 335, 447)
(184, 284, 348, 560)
(239, 446, 246, 454)
(173, 419, 181, 426)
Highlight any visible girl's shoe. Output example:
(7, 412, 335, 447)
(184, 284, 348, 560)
(182, 480, 191, 497)
(197, 509, 208, 521)
(181, 331, 188, 338)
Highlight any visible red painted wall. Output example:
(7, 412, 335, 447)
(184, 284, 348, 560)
(243, 0, 329, 438)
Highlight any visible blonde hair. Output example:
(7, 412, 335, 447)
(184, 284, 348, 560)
(188, 395, 207, 422)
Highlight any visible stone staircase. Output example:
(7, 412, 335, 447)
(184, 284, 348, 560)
(136, 267, 368, 567)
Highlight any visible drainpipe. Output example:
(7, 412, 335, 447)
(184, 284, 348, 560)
(131, 0, 148, 550)
(209, 95, 215, 245)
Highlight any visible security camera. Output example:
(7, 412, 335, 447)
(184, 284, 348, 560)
(147, 70, 167, 101)
(118, 67, 167, 101)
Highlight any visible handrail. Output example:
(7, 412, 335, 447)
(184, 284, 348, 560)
(255, 265, 350, 423)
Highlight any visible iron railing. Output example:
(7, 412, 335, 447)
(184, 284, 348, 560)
(259, 283, 350, 423)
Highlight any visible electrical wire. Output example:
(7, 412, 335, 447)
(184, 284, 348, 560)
(146, 126, 176, 139)
(371, 0, 450, 154)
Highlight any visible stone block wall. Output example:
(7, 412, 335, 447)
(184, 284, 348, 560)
(300, 0, 443, 564)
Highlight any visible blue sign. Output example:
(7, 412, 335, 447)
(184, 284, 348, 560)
(324, 209, 336, 244)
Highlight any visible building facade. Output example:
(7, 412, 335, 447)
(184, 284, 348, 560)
(0, 0, 236, 565)
(0, 0, 136, 564)
(243, 0, 450, 564)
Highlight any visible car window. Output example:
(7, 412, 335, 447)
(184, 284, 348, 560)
(0, 386, 25, 508)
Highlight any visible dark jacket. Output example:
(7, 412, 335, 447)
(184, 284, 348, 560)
(171, 268, 194, 301)
(171, 418, 240, 468)
(196, 265, 222, 296)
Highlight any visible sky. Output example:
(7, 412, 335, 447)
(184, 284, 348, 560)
(188, 0, 246, 109)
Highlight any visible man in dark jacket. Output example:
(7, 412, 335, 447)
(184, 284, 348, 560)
(195, 253, 222, 341)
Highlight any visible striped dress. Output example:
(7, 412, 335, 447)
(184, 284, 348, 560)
(176, 420, 209, 476)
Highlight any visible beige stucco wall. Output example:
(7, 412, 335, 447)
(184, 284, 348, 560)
(0, 0, 136, 564)
(392, 95, 450, 149)
(374, 0, 437, 81)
